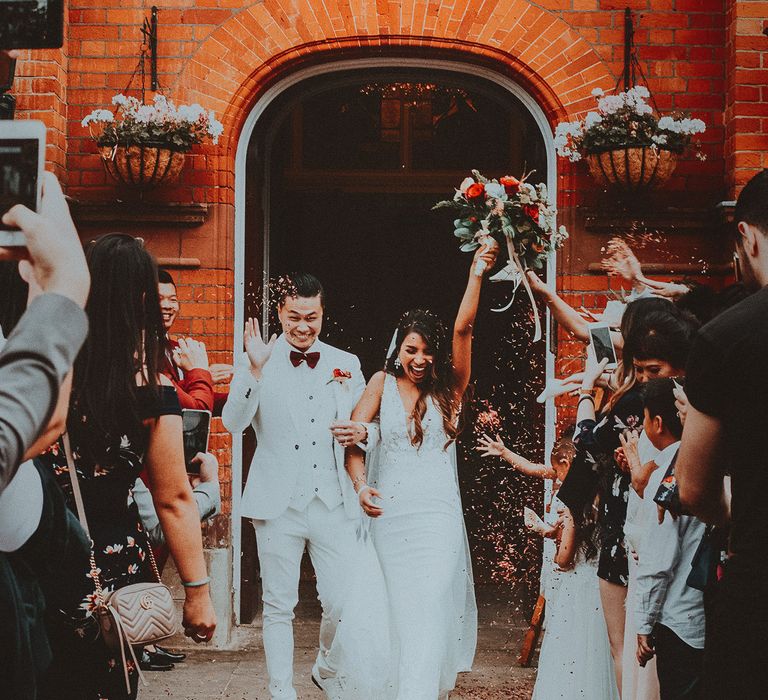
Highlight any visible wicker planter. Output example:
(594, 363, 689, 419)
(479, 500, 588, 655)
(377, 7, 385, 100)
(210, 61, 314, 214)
(585, 146, 677, 191)
(99, 144, 186, 188)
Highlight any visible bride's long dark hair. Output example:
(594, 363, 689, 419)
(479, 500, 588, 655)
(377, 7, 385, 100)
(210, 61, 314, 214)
(384, 309, 465, 449)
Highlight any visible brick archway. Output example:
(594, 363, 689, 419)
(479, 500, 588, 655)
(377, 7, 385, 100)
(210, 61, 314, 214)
(173, 1, 614, 201)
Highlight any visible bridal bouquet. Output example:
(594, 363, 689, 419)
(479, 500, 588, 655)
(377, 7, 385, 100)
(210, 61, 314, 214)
(433, 170, 568, 271)
(433, 170, 569, 341)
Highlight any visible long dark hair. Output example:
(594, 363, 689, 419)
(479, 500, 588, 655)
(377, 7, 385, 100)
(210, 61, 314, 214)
(384, 309, 463, 448)
(69, 234, 164, 466)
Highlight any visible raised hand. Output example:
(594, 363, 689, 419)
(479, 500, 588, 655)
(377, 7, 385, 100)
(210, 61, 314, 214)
(471, 238, 499, 277)
(243, 317, 276, 378)
(617, 429, 641, 475)
(174, 338, 210, 371)
(602, 238, 643, 283)
(476, 433, 507, 458)
(582, 352, 610, 390)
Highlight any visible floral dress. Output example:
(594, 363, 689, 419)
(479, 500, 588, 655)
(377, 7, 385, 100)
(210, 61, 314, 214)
(558, 386, 644, 588)
(37, 386, 181, 700)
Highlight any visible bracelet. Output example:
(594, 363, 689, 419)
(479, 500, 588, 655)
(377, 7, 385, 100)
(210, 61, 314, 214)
(578, 395, 595, 406)
(182, 576, 210, 588)
(357, 485, 371, 498)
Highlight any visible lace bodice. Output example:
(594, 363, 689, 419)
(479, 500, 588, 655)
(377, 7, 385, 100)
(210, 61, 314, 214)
(378, 373, 450, 462)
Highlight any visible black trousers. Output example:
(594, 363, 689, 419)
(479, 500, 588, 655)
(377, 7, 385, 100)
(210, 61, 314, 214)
(702, 562, 768, 700)
(654, 623, 704, 700)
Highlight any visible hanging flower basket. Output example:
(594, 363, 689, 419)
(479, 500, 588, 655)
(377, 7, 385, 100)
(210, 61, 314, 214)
(83, 93, 223, 190)
(98, 143, 186, 188)
(554, 86, 705, 192)
(585, 146, 677, 191)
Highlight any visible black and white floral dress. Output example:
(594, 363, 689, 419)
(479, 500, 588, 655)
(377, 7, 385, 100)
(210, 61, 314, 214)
(559, 386, 644, 588)
(38, 385, 181, 700)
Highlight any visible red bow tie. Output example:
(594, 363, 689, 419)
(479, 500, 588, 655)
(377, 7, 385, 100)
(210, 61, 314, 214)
(290, 350, 320, 369)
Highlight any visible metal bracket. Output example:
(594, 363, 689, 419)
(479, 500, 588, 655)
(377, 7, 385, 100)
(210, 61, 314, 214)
(141, 6, 159, 92)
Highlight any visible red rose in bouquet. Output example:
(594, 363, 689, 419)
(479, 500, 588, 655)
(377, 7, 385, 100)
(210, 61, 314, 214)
(465, 183, 486, 201)
(500, 175, 521, 195)
(522, 203, 540, 223)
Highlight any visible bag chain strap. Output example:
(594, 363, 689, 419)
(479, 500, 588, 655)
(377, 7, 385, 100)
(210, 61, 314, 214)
(62, 432, 162, 590)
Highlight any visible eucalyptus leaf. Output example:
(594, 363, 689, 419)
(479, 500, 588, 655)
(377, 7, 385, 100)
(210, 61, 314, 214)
(460, 242, 480, 252)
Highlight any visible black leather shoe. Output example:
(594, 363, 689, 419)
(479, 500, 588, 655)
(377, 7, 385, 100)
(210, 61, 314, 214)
(139, 649, 174, 672)
(152, 645, 187, 663)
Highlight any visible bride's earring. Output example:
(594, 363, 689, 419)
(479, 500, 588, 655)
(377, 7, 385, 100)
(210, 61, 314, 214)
(394, 357, 402, 369)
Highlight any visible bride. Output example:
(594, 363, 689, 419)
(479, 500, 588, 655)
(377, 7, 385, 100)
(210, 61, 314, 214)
(342, 243, 497, 699)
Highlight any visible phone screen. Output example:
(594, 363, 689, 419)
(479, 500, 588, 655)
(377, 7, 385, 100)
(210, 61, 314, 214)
(589, 324, 617, 366)
(0, 139, 39, 227)
(182, 409, 211, 474)
(0, 1, 64, 49)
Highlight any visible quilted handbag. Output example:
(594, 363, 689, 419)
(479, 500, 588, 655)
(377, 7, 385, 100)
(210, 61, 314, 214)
(63, 434, 178, 691)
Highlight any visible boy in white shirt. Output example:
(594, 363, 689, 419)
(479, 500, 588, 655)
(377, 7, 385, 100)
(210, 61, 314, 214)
(634, 378, 706, 699)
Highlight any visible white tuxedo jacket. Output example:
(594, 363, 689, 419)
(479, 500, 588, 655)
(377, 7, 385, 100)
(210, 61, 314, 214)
(222, 336, 366, 521)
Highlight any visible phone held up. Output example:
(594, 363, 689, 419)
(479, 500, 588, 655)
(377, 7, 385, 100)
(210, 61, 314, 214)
(0, 1, 64, 50)
(587, 322, 618, 370)
(0, 120, 46, 247)
(182, 409, 212, 475)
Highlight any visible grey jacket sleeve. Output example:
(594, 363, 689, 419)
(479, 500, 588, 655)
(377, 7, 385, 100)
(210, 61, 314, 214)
(0, 294, 88, 493)
(133, 477, 221, 548)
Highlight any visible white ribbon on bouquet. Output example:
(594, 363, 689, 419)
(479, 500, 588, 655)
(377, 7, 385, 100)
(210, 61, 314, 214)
(487, 235, 543, 342)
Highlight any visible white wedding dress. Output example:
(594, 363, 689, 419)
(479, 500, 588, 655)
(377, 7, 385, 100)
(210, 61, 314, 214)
(330, 374, 477, 699)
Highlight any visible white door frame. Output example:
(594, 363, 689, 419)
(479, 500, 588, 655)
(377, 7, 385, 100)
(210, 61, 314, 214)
(231, 57, 558, 623)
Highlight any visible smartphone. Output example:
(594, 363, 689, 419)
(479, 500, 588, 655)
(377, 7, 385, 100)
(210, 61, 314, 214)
(588, 322, 618, 369)
(182, 409, 211, 474)
(0, 120, 45, 246)
(0, 0, 64, 49)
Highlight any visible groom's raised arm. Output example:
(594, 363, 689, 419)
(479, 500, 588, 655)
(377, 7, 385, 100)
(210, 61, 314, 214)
(221, 353, 262, 434)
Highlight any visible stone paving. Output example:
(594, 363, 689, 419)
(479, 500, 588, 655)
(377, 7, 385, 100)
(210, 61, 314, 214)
(142, 586, 537, 700)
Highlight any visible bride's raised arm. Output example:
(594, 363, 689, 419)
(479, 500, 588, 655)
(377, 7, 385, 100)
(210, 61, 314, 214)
(451, 244, 497, 396)
(346, 371, 386, 517)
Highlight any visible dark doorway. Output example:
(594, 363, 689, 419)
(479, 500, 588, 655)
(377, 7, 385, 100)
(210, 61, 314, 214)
(240, 68, 550, 622)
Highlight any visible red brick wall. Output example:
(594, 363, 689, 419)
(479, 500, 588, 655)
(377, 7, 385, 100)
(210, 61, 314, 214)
(8, 0, 749, 528)
(725, 0, 768, 196)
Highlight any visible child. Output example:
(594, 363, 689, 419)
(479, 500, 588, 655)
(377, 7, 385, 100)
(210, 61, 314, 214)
(633, 378, 706, 698)
(478, 431, 619, 699)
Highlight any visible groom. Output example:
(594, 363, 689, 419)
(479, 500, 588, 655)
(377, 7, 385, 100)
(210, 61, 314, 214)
(222, 273, 368, 699)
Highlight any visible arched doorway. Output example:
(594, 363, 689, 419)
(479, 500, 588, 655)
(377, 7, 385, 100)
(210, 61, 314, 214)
(233, 59, 557, 624)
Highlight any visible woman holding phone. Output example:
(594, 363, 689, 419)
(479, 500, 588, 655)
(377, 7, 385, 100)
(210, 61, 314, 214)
(37, 234, 215, 700)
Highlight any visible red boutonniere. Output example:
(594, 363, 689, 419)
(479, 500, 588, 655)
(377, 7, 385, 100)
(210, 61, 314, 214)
(328, 368, 352, 385)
